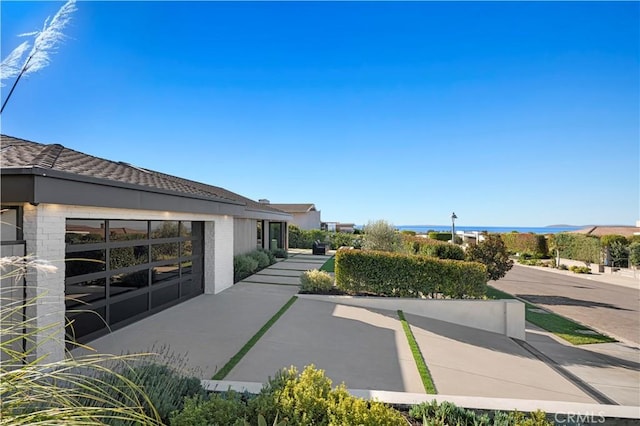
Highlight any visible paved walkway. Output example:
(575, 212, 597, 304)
(71, 250, 639, 408)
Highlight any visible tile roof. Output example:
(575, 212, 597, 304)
(570, 226, 640, 238)
(0, 134, 286, 216)
(269, 203, 316, 213)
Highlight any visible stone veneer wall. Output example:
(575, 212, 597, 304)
(21, 203, 234, 362)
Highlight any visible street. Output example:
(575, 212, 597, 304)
(490, 265, 640, 345)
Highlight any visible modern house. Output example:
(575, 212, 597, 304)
(0, 135, 291, 362)
(267, 202, 321, 230)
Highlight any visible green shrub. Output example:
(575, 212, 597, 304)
(335, 248, 487, 298)
(362, 220, 402, 252)
(249, 250, 271, 269)
(569, 265, 591, 274)
(328, 232, 362, 249)
(86, 357, 205, 425)
(288, 225, 329, 249)
(500, 233, 548, 257)
(419, 242, 465, 260)
(271, 248, 288, 259)
(465, 234, 513, 281)
(609, 241, 630, 268)
(248, 365, 406, 425)
(169, 392, 248, 426)
(401, 230, 417, 236)
(629, 242, 640, 267)
(300, 270, 334, 293)
(261, 249, 277, 265)
(410, 400, 552, 426)
(600, 234, 628, 248)
(402, 235, 443, 254)
(428, 232, 453, 242)
(234, 255, 259, 282)
(628, 235, 640, 244)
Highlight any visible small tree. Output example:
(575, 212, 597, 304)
(629, 242, 640, 268)
(362, 219, 401, 252)
(465, 234, 513, 281)
(609, 241, 630, 268)
(601, 234, 629, 267)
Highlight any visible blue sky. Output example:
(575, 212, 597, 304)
(2, 1, 638, 227)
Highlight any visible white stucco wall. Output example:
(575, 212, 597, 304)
(292, 211, 321, 230)
(212, 215, 234, 294)
(297, 295, 526, 340)
(18, 203, 234, 362)
(233, 218, 257, 256)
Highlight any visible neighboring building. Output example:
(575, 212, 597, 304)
(266, 202, 321, 230)
(0, 135, 290, 362)
(569, 225, 640, 238)
(321, 222, 355, 233)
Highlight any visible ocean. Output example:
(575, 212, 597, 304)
(395, 225, 583, 235)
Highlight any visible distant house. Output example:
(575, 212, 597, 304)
(0, 134, 291, 362)
(265, 202, 321, 230)
(569, 226, 640, 238)
(321, 222, 355, 233)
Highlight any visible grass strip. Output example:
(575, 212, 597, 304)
(397, 310, 437, 394)
(486, 286, 616, 345)
(319, 256, 335, 272)
(212, 296, 298, 380)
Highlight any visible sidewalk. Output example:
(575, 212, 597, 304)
(522, 263, 639, 290)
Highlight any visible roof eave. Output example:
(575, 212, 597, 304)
(1, 167, 245, 216)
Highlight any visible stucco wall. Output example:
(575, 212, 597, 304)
(234, 218, 257, 256)
(297, 295, 526, 340)
(17, 203, 234, 362)
(292, 211, 321, 230)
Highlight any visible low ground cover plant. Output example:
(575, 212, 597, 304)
(569, 265, 591, 274)
(409, 400, 552, 426)
(234, 249, 279, 282)
(171, 367, 554, 426)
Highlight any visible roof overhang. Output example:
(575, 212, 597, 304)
(1, 167, 245, 216)
(235, 207, 292, 222)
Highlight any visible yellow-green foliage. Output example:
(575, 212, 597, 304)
(300, 269, 334, 293)
(402, 235, 464, 260)
(335, 249, 487, 298)
(250, 365, 406, 426)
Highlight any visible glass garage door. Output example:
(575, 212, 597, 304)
(64, 219, 203, 343)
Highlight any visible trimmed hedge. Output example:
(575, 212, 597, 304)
(553, 233, 601, 264)
(288, 225, 362, 249)
(427, 232, 453, 242)
(335, 249, 487, 298)
(501, 232, 548, 257)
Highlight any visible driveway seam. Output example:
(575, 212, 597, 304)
(511, 338, 618, 405)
